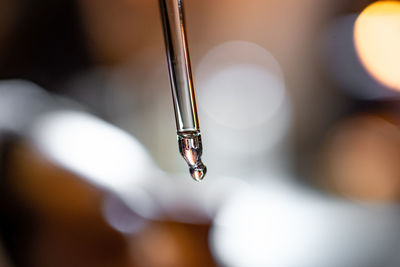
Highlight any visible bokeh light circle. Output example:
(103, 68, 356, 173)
(354, 1, 400, 91)
(195, 41, 291, 157)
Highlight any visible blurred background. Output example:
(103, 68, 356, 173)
(1, 0, 400, 266)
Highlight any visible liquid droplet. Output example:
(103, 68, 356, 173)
(190, 164, 207, 182)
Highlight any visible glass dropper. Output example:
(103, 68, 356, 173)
(159, 0, 207, 181)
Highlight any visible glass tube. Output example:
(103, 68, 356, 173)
(159, 0, 207, 181)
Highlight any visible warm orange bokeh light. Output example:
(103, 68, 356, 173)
(354, 1, 400, 91)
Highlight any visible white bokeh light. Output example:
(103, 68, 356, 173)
(196, 41, 291, 157)
(102, 193, 148, 234)
(200, 64, 285, 130)
(30, 110, 158, 193)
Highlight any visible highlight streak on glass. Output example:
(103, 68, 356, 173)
(159, 0, 206, 181)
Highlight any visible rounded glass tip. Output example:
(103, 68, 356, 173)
(178, 131, 207, 182)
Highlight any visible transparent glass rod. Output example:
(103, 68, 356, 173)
(159, 0, 207, 181)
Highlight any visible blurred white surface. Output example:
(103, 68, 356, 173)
(211, 180, 400, 267)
